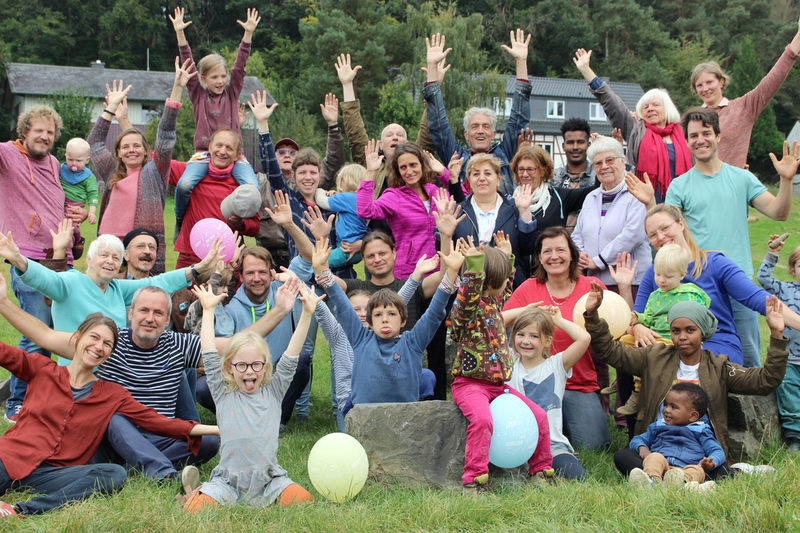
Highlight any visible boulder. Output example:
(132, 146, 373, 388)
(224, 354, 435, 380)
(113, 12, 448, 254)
(726, 393, 781, 461)
(345, 401, 528, 489)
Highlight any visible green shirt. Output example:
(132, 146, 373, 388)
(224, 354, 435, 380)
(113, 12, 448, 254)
(635, 282, 710, 338)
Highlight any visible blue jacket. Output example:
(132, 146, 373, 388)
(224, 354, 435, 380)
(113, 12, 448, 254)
(423, 79, 531, 196)
(630, 416, 725, 468)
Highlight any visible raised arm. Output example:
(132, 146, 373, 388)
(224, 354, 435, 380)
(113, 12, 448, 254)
(574, 48, 637, 139)
(169, 6, 191, 47)
(155, 57, 196, 182)
(319, 93, 344, 190)
(752, 140, 800, 221)
(236, 8, 260, 44)
(89, 80, 132, 182)
(336, 53, 368, 166)
(191, 284, 226, 352)
(422, 34, 466, 167)
(549, 306, 591, 371)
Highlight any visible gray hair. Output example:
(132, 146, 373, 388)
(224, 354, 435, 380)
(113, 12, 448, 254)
(130, 286, 173, 317)
(586, 136, 625, 162)
(463, 107, 497, 132)
(86, 234, 125, 261)
(635, 88, 681, 125)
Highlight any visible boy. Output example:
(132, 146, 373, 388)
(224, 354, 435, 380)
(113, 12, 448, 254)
(59, 138, 99, 245)
(313, 237, 461, 406)
(628, 382, 724, 491)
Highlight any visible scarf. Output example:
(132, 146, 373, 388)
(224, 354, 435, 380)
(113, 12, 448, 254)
(207, 162, 235, 180)
(637, 122, 692, 197)
(668, 301, 718, 341)
(60, 163, 93, 185)
(515, 183, 551, 215)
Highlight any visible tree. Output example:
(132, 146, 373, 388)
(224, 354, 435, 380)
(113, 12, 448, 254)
(49, 87, 94, 161)
(144, 98, 197, 163)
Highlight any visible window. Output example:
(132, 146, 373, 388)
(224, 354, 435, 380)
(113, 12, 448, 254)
(539, 143, 553, 155)
(492, 97, 512, 117)
(547, 100, 564, 119)
(589, 102, 607, 121)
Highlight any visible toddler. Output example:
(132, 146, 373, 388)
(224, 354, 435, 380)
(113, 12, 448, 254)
(59, 138, 98, 244)
(628, 382, 724, 491)
(314, 163, 369, 268)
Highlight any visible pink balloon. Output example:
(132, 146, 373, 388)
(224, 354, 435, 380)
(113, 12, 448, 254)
(189, 218, 235, 262)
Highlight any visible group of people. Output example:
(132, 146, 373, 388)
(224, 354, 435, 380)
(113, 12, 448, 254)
(1, 6, 800, 516)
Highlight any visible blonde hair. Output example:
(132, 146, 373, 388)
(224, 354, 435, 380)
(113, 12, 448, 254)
(653, 243, 690, 277)
(220, 330, 272, 393)
(16, 104, 63, 140)
(645, 204, 708, 278)
(465, 153, 502, 185)
(65, 137, 90, 157)
(690, 62, 729, 93)
(197, 53, 228, 80)
(336, 163, 366, 192)
(511, 308, 555, 358)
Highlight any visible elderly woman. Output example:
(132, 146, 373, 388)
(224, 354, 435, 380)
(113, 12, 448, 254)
(573, 49, 691, 203)
(444, 153, 535, 287)
(504, 226, 609, 450)
(583, 282, 788, 478)
(691, 18, 800, 167)
(572, 137, 651, 295)
(0, 306, 218, 517)
(88, 58, 195, 274)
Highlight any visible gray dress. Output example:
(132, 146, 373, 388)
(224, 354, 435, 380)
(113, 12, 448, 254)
(199, 349, 298, 506)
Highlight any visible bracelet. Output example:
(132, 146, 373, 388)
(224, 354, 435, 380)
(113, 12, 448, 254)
(102, 108, 116, 117)
(598, 254, 609, 268)
(191, 264, 200, 281)
(327, 123, 340, 132)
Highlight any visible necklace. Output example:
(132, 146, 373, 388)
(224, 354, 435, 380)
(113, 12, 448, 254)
(545, 281, 575, 306)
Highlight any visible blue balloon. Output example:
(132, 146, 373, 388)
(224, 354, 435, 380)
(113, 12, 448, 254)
(488, 390, 539, 468)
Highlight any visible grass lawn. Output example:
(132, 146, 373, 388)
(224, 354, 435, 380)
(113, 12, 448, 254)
(1, 194, 800, 531)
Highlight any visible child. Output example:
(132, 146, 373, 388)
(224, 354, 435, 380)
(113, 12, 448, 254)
(313, 237, 460, 408)
(169, 6, 260, 231)
(314, 163, 370, 269)
(183, 280, 320, 512)
(621, 243, 710, 416)
(628, 382, 724, 491)
(59, 138, 98, 244)
(449, 233, 553, 491)
(504, 305, 591, 480)
(757, 234, 800, 452)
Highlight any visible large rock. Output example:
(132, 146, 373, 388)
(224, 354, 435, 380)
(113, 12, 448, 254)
(345, 401, 528, 489)
(726, 393, 781, 461)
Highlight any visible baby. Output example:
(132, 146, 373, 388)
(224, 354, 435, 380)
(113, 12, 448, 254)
(60, 138, 99, 235)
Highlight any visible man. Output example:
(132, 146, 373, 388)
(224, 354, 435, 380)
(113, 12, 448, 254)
(0, 105, 86, 422)
(423, 30, 532, 196)
(663, 107, 799, 368)
(553, 118, 596, 189)
(121, 228, 158, 280)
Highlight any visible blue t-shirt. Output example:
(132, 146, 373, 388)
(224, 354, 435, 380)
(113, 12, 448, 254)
(328, 192, 369, 244)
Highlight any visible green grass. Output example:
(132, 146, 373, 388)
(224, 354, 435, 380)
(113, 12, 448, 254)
(2, 196, 800, 530)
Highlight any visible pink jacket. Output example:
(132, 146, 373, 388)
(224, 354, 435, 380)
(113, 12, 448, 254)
(357, 180, 440, 278)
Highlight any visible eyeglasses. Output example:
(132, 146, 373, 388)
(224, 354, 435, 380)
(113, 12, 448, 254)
(230, 361, 267, 373)
(517, 167, 539, 175)
(592, 156, 622, 169)
(277, 148, 297, 157)
(647, 221, 678, 241)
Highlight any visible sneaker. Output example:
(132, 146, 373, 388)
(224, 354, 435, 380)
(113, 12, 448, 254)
(684, 481, 700, 491)
(181, 465, 201, 496)
(616, 391, 640, 416)
(600, 379, 618, 395)
(463, 473, 489, 494)
(662, 469, 685, 488)
(686, 480, 716, 492)
(0, 501, 18, 518)
(628, 468, 655, 489)
(731, 462, 776, 476)
(4, 405, 20, 425)
(529, 468, 556, 487)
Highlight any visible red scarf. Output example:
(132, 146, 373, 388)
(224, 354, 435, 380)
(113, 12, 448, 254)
(636, 122, 692, 196)
(207, 162, 234, 179)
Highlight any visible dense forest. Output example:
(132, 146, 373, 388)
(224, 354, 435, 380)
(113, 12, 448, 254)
(2, 0, 799, 178)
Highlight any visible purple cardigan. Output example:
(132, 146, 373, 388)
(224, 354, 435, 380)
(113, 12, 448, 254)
(357, 180, 440, 278)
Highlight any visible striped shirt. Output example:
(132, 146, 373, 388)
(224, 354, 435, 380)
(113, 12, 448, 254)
(96, 329, 201, 417)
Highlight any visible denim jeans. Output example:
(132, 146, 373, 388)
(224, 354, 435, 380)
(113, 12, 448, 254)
(562, 389, 610, 450)
(552, 452, 588, 481)
(173, 369, 200, 422)
(730, 297, 761, 367)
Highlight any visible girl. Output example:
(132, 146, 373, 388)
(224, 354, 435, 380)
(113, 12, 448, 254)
(449, 233, 552, 491)
(170, 6, 260, 230)
(505, 306, 591, 480)
(183, 280, 321, 512)
(757, 234, 800, 451)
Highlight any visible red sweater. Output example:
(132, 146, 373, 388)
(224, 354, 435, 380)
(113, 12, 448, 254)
(504, 276, 606, 393)
(0, 342, 200, 480)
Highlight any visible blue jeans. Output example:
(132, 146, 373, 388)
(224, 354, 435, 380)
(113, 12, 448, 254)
(103, 413, 219, 479)
(730, 297, 761, 367)
(562, 389, 610, 450)
(195, 374, 216, 414)
(552, 452, 588, 481)
(0, 457, 126, 515)
(777, 363, 800, 434)
(7, 268, 53, 417)
(174, 159, 258, 221)
(173, 369, 200, 422)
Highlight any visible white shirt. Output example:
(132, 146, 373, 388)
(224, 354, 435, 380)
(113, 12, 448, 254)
(470, 194, 503, 245)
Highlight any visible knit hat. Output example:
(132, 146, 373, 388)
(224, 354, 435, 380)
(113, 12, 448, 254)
(220, 184, 261, 219)
(668, 301, 719, 341)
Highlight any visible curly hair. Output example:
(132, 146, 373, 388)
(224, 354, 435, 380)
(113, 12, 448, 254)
(16, 105, 63, 141)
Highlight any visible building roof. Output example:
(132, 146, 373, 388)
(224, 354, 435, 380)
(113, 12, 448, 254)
(6, 62, 270, 103)
(505, 76, 644, 108)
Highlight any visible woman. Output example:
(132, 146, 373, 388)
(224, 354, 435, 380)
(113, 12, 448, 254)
(572, 137, 651, 295)
(445, 153, 535, 287)
(629, 204, 800, 365)
(503, 226, 609, 450)
(583, 282, 787, 478)
(573, 49, 691, 203)
(88, 57, 195, 274)
(357, 141, 442, 278)
(691, 18, 800, 167)
(0, 311, 218, 517)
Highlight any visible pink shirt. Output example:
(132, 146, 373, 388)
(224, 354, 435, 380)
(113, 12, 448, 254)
(98, 169, 139, 238)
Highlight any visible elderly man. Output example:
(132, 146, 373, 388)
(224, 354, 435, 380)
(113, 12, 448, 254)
(120, 228, 158, 280)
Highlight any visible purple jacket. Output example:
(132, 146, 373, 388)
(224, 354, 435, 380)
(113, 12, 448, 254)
(572, 188, 651, 286)
(357, 180, 440, 278)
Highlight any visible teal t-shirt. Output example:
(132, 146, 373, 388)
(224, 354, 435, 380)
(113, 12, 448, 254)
(665, 163, 766, 277)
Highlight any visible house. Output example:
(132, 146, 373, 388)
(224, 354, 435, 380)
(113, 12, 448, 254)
(3, 61, 271, 162)
(496, 76, 644, 168)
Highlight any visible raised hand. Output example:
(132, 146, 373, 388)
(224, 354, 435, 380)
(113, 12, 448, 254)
(50, 219, 73, 254)
(625, 171, 655, 208)
(272, 265, 300, 284)
(766, 295, 786, 338)
(320, 93, 339, 126)
(301, 205, 334, 241)
(439, 240, 465, 278)
(247, 90, 278, 124)
(432, 189, 465, 237)
(0, 232, 23, 266)
(364, 138, 384, 173)
(544, 305, 562, 321)
(425, 33, 452, 82)
(104, 80, 132, 113)
(238, 102, 250, 126)
(573, 48, 593, 73)
(456, 235, 481, 257)
(767, 233, 789, 252)
(312, 237, 332, 274)
(191, 283, 226, 311)
(769, 140, 800, 180)
(448, 151, 464, 178)
(263, 189, 292, 227)
(422, 150, 445, 175)
(237, 8, 261, 34)
(412, 253, 440, 281)
(335, 53, 362, 85)
(174, 56, 197, 88)
(608, 252, 638, 288)
(517, 128, 535, 150)
(584, 280, 605, 315)
(501, 28, 531, 62)
(299, 281, 326, 315)
(493, 230, 512, 257)
(611, 127, 624, 145)
(420, 59, 451, 84)
(275, 277, 301, 313)
(514, 183, 534, 211)
(169, 6, 192, 32)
